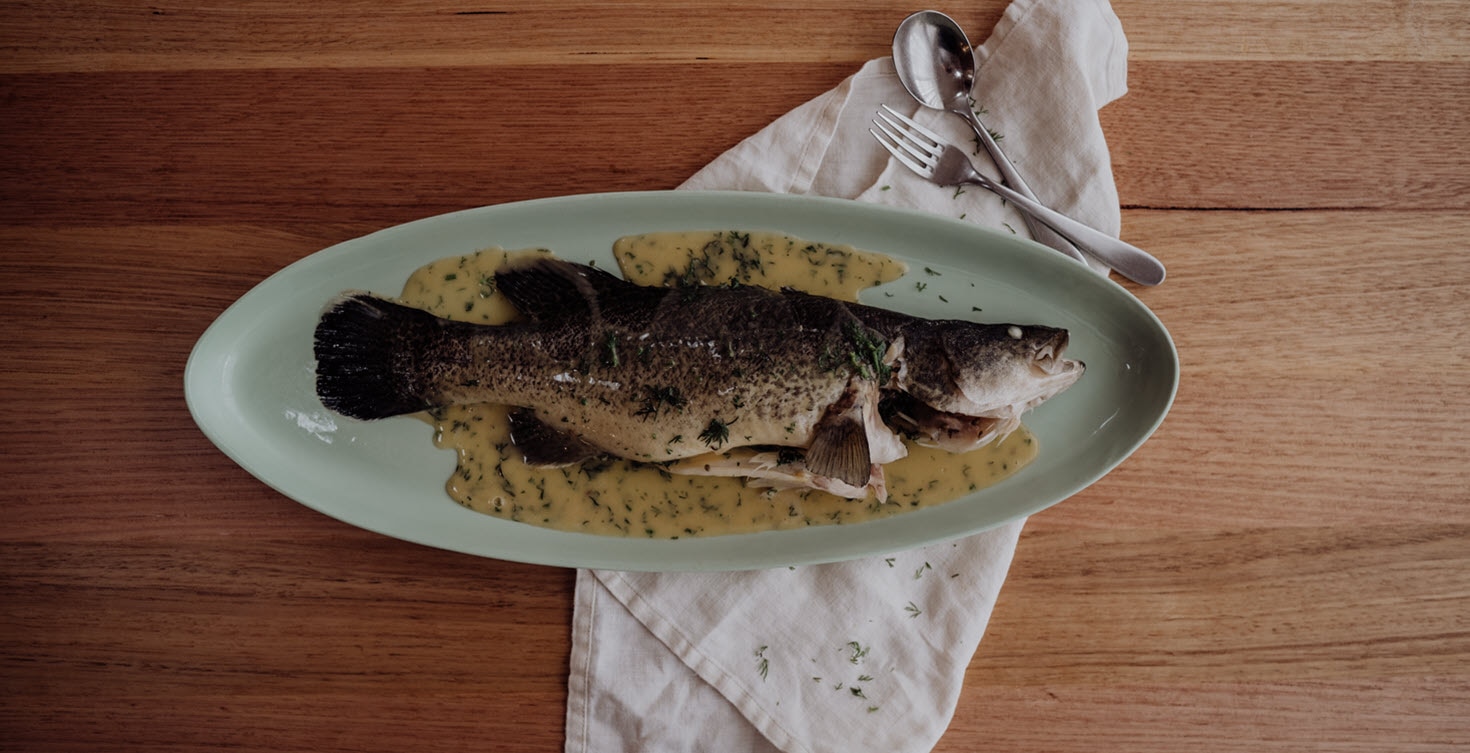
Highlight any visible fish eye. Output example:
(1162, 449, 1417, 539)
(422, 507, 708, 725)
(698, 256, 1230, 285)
(1007, 326, 1023, 340)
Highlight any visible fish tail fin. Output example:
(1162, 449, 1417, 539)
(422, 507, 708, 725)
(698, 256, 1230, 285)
(313, 293, 441, 420)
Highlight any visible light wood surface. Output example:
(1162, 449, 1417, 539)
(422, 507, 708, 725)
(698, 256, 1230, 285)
(3, 2, 1467, 751)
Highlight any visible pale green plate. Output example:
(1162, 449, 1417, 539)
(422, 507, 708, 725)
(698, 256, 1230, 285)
(185, 191, 1177, 571)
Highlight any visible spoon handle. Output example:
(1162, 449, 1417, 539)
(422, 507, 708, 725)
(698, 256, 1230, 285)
(961, 168, 1166, 286)
(962, 114, 1088, 265)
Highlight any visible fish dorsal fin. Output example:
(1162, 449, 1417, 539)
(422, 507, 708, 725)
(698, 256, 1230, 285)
(495, 259, 627, 322)
(506, 407, 604, 467)
(805, 382, 873, 488)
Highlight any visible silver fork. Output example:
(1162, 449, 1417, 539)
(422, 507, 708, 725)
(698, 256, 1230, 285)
(871, 105, 1166, 286)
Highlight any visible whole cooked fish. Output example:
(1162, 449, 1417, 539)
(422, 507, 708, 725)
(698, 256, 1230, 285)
(314, 258, 1082, 500)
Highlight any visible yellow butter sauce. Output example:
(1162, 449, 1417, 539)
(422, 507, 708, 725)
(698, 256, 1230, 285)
(397, 230, 1037, 539)
(611, 229, 907, 299)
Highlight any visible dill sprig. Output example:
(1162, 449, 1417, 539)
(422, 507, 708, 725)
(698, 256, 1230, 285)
(842, 322, 892, 383)
(635, 385, 687, 419)
(602, 331, 620, 368)
(699, 417, 734, 449)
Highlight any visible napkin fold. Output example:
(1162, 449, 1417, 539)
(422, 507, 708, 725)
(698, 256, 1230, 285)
(566, 1, 1129, 750)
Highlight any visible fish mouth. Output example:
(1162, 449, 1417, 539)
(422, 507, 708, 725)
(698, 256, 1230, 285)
(1029, 330, 1075, 376)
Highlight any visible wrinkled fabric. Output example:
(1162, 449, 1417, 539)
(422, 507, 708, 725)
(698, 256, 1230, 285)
(567, 1, 1129, 750)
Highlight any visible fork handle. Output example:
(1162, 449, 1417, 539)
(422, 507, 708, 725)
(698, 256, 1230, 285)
(963, 172, 1166, 286)
(963, 117, 1089, 266)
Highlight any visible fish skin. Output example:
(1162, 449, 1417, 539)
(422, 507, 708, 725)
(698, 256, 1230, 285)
(316, 258, 903, 482)
(313, 258, 1082, 497)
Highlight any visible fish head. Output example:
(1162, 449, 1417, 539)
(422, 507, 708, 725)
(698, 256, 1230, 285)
(895, 321, 1084, 419)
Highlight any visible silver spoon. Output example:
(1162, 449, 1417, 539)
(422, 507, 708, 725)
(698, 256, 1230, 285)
(892, 11, 1084, 266)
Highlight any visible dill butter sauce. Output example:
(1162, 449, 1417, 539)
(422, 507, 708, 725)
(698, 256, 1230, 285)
(396, 230, 1038, 538)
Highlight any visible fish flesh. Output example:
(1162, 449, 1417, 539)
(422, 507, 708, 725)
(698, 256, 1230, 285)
(314, 258, 1082, 500)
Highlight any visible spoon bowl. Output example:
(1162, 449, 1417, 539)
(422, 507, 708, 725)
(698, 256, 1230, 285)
(893, 10, 977, 116)
(891, 10, 1090, 267)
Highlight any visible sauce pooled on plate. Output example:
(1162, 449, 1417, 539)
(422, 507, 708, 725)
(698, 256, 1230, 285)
(396, 230, 1038, 538)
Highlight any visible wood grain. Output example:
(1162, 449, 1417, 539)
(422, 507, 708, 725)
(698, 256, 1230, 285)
(0, 1, 1003, 73)
(949, 680, 1470, 752)
(2, 0, 1468, 751)
(5, 61, 1465, 228)
(5, 0, 1465, 72)
(1115, 0, 1470, 62)
(1106, 61, 1470, 209)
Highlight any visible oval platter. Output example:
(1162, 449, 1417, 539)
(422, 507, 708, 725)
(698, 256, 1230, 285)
(184, 190, 1178, 571)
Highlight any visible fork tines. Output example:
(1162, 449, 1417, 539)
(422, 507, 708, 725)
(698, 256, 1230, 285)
(870, 104, 946, 175)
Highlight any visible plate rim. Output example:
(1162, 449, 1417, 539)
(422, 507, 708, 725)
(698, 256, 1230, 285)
(185, 189, 1179, 571)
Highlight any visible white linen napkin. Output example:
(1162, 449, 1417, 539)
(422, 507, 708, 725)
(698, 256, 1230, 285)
(565, 1, 1129, 750)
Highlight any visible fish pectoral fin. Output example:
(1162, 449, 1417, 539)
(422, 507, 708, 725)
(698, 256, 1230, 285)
(806, 412, 871, 488)
(506, 408, 604, 467)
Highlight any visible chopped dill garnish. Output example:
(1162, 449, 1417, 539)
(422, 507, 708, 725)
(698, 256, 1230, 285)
(635, 385, 687, 419)
(602, 331, 620, 367)
(579, 457, 613, 481)
(699, 417, 733, 449)
(842, 322, 892, 383)
(905, 602, 923, 618)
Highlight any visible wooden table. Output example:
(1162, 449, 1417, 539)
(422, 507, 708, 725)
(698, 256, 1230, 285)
(4, 2, 1467, 750)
